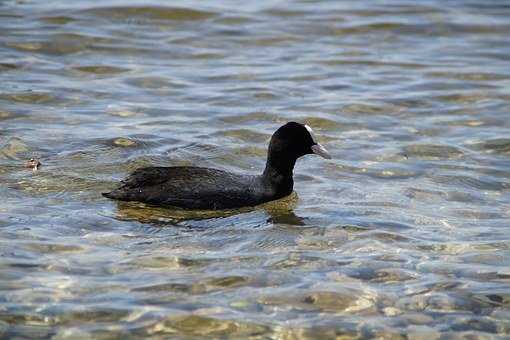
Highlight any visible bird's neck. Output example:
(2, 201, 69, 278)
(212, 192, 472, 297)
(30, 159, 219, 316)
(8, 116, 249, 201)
(262, 152, 296, 195)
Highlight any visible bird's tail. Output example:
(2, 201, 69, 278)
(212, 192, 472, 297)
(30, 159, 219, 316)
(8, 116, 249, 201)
(102, 191, 119, 199)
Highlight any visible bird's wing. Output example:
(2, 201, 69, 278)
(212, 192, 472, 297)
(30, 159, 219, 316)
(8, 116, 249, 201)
(120, 166, 174, 188)
(105, 166, 262, 209)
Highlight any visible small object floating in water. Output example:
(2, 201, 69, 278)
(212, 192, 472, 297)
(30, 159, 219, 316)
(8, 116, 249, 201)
(24, 158, 41, 170)
(103, 122, 332, 210)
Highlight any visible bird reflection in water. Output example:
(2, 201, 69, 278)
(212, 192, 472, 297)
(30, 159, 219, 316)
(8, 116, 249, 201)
(111, 191, 305, 228)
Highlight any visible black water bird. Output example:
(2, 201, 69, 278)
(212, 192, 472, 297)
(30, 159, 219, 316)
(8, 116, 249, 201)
(103, 122, 331, 210)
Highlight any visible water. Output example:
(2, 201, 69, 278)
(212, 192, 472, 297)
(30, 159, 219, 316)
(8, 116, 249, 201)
(1, 0, 510, 338)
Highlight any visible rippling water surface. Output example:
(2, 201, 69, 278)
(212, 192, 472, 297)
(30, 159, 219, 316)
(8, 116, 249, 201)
(1, 0, 510, 338)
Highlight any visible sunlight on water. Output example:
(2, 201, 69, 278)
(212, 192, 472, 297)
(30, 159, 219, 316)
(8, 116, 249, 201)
(1, 0, 510, 338)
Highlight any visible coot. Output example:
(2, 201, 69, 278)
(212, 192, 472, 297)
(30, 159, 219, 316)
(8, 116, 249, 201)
(103, 122, 331, 209)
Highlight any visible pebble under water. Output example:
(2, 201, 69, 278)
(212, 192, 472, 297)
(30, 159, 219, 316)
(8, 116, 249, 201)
(1, 0, 510, 338)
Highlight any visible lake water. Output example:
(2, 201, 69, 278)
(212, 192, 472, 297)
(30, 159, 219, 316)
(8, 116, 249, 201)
(1, 0, 510, 338)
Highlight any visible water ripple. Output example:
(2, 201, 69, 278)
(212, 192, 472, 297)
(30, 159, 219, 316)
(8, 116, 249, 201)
(1, 0, 510, 338)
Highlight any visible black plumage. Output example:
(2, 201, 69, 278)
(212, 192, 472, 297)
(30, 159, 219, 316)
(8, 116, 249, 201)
(103, 122, 331, 210)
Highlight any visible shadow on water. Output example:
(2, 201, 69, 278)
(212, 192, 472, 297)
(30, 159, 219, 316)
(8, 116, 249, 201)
(111, 191, 305, 227)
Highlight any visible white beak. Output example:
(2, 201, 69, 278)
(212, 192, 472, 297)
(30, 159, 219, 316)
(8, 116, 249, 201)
(311, 143, 332, 159)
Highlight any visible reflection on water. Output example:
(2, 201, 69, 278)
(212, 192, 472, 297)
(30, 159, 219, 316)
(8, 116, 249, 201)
(1, 0, 510, 338)
(113, 191, 301, 225)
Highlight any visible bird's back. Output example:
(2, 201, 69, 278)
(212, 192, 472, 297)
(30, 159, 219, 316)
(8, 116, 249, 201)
(103, 166, 267, 209)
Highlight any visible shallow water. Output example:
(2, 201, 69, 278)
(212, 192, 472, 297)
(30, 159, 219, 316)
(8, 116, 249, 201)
(1, 0, 510, 338)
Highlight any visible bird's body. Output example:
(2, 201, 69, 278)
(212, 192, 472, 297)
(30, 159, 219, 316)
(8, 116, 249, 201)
(103, 122, 331, 210)
(103, 166, 286, 210)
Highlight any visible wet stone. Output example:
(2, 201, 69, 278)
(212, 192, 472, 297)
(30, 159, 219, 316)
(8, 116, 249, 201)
(382, 307, 402, 316)
(0, 138, 28, 159)
(112, 138, 137, 147)
(205, 275, 250, 288)
(73, 65, 130, 75)
(470, 138, 510, 154)
(403, 313, 435, 325)
(6, 324, 54, 339)
(106, 105, 140, 117)
(150, 315, 270, 337)
(449, 316, 499, 334)
(0, 110, 12, 119)
(53, 327, 105, 340)
(371, 268, 417, 283)
(0, 92, 56, 104)
(406, 325, 441, 340)
(275, 325, 359, 340)
(40, 16, 77, 25)
(82, 6, 217, 22)
(403, 144, 464, 159)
